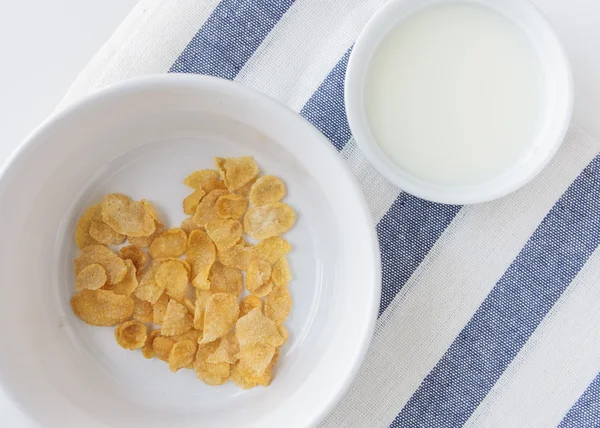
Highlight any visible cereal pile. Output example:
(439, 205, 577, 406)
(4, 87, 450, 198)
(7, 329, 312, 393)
(70, 156, 295, 388)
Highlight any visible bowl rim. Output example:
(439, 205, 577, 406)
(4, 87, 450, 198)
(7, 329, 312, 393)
(344, 0, 574, 205)
(0, 74, 382, 428)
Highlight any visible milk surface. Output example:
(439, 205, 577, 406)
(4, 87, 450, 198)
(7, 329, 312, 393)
(364, 2, 544, 185)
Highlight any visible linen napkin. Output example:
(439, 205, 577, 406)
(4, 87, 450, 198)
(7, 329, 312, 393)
(60, 1, 600, 427)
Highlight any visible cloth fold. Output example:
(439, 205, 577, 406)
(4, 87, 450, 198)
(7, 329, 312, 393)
(60, 1, 600, 427)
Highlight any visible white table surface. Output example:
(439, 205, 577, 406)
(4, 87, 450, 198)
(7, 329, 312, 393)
(0, 0, 598, 426)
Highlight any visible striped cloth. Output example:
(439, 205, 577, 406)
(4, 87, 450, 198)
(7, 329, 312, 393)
(60, 1, 600, 427)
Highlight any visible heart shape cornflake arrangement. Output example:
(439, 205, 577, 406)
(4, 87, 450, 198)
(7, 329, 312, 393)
(70, 156, 295, 388)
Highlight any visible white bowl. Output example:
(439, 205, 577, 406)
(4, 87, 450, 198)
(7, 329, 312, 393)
(345, 0, 573, 204)
(0, 75, 380, 428)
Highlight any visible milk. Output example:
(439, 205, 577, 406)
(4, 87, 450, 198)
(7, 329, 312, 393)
(364, 2, 544, 185)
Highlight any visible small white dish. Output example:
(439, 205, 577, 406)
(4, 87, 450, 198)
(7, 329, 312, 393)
(0, 75, 380, 428)
(345, 0, 573, 205)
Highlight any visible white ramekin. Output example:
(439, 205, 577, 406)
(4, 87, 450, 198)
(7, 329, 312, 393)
(345, 0, 573, 205)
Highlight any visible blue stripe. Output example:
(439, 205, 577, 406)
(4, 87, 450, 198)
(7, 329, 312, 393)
(170, 0, 295, 78)
(300, 48, 352, 151)
(377, 195, 461, 315)
(559, 373, 600, 428)
(298, 49, 461, 316)
(391, 154, 600, 428)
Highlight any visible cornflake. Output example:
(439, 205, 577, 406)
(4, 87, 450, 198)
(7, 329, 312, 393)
(149, 228, 187, 259)
(101, 194, 155, 237)
(115, 320, 147, 350)
(75, 263, 107, 291)
(215, 194, 248, 220)
(201, 293, 240, 343)
(89, 220, 126, 245)
(183, 188, 206, 215)
(75, 204, 102, 249)
(119, 245, 147, 272)
(215, 156, 259, 191)
(193, 189, 229, 227)
(243, 202, 296, 240)
(249, 175, 285, 206)
(161, 299, 193, 336)
(254, 236, 291, 265)
(205, 219, 243, 251)
(183, 170, 219, 189)
(74, 245, 127, 285)
(71, 289, 134, 326)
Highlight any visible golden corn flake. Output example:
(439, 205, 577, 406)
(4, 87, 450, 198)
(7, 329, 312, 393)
(202, 178, 228, 194)
(193, 189, 229, 227)
(182, 297, 196, 314)
(161, 299, 194, 336)
(209, 261, 242, 296)
(142, 199, 163, 227)
(271, 257, 292, 288)
(74, 244, 127, 285)
(142, 329, 160, 359)
(155, 260, 189, 301)
(246, 259, 272, 296)
(109, 259, 139, 296)
(201, 293, 239, 343)
(254, 236, 291, 265)
(134, 260, 165, 304)
(277, 325, 289, 344)
(148, 228, 187, 259)
(231, 348, 279, 389)
(206, 219, 243, 251)
(155, 257, 191, 275)
(215, 194, 248, 220)
(75, 204, 101, 249)
(194, 340, 231, 385)
(217, 242, 256, 271)
(127, 224, 162, 248)
(75, 263, 107, 291)
(207, 332, 239, 364)
(239, 295, 263, 318)
(183, 188, 206, 215)
(89, 220, 126, 245)
(236, 344, 276, 376)
(169, 339, 198, 373)
(236, 308, 284, 349)
(215, 156, 259, 191)
(132, 296, 153, 323)
(190, 261, 211, 290)
(153, 336, 176, 362)
(71, 289, 134, 326)
(152, 292, 170, 324)
(101, 194, 155, 237)
(265, 285, 292, 325)
(234, 177, 257, 198)
(243, 202, 296, 240)
(184, 169, 219, 189)
(180, 217, 200, 235)
(115, 320, 147, 350)
(119, 245, 147, 272)
(194, 290, 212, 331)
(186, 230, 216, 266)
(171, 329, 202, 344)
(249, 175, 286, 206)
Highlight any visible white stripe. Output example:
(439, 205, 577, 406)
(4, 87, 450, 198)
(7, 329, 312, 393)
(236, 0, 388, 111)
(320, 126, 600, 428)
(58, 0, 220, 109)
(340, 138, 401, 223)
(465, 250, 600, 428)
